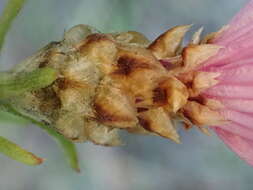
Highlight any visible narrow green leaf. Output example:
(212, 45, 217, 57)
(0, 135, 43, 165)
(0, 0, 26, 51)
(0, 68, 57, 99)
(0, 110, 28, 124)
(0, 103, 80, 171)
(31, 119, 80, 172)
(56, 136, 80, 172)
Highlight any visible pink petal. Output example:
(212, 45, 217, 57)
(213, 0, 253, 44)
(216, 24, 253, 46)
(217, 64, 253, 84)
(213, 127, 253, 166)
(202, 44, 253, 70)
(200, 0, 253, 166)
(204, 84, 253, 99)
(200, 0, 253, 70)
(217, 122, 253, 141)
(201, 58, 253, 73)
(219, 109, 253, 130)
(218, 58, 253, 70)
(220, 98, 253, 113)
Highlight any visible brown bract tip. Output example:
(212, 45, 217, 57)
(148, 25, 191, 59)
(182, 44, 221, 72)
(138, 108, 180, 143)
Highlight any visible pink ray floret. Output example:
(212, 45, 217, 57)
(201, 0, 253, 165)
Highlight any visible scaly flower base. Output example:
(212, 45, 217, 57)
(7, 24, 224, 146)
(3, 0, 253, 167)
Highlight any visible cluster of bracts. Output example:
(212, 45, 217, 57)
(13, 24, 227, 146)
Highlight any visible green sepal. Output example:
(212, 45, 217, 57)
(0, 68, 57, 99)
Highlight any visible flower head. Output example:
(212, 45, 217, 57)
(6, 0, 253, 167)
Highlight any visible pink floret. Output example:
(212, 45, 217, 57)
(201, 0, 253, 166)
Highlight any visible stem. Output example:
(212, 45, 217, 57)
(0, 0, 26, 51)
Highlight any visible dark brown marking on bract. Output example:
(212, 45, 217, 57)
(34, 87, 61, 113)
(86, 33, 110, 45)
(94, 103, 114, 122)
(57, 78, 69, 90)
(77, 33, 112, 52)
(39, 61, 49, 68)
(115, 56, 151, 76)
(57, 78, 86, 90)
(185, 81, 193, 89)
(94, 103, 133, 124)
(71, 137, 79, 141)
(138, 117, 151, 131)
(188, 96, 205, 105)
(135, 97, 144, 103)
(181, 108, 198, 125)
(153, 87, 167, 105)
(137, 107, 149, 113)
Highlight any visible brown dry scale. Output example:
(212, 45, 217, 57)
(10, 24, 227, 146)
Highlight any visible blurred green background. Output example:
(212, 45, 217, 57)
(0, 0, 253, 189)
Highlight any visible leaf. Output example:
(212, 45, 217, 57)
(0, 68, 57, 99)
(57, 137, 80, 172)
(0, 103, 80, 172)
(0, 135, 43, 165)
(37, 123, 80, 172)
(0, 0, 27, 51)
(35, 125, 80, 172)
(33, 120, 80, 172)
(0, 110, 28, 124)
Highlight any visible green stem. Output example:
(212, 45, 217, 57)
(0, 0, 26, 51)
